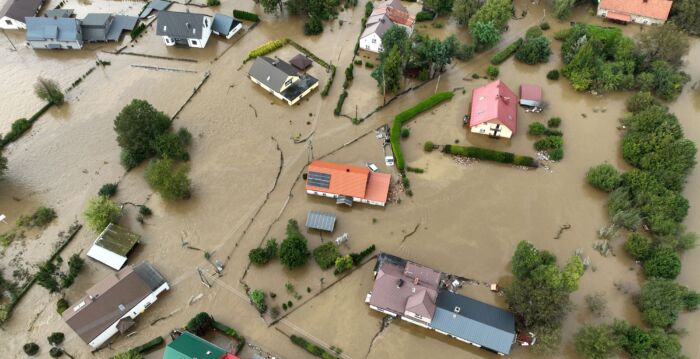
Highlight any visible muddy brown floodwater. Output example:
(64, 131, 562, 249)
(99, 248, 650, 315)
(0, 0, 698, 358)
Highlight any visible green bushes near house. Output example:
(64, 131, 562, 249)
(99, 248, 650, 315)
(528, 122, 547, 136)
(47, 332, 64, 346)
(490, 38, 523, 65)
(247, 39, 288, 62)
(486, 65, 499, 79)
(334, 90, 347, 116)
(290, 335, 340, 359)
(187, 312, 214, 336)
(320, 65, 336, 97)
(354, 59, 362, 66)
(130, 23, 146, 39)
(83, 196, 120, 232)
(586, 163, 622, 192)
(250, 289, 267, 314)
(349, 244, 375, 265)
(279, 219, 310, 270)
(312, 242, 339, 270)
(391, 92, 454, 170)
(540, 22, 550, 30)
(546, 69, 560, 80)
(400, 128, 410, 138)
(446, 145, 537, 167)
(233, 9, 260, 22)
(423, 141, 435, 152)
(407, 167, 424, 173)
(23, 343, 39, 356)
(98, 183, 118, 198)
(334, 255, 353, 275)
(131, 336, 164, 354)
(145, 158, 191, 200)
(547, 117, 561, 128)
(249, 239, 278, 265)
(534, 136, 563, 151)
(56, 298, 68, 315)
(416, 11, 434, 21)
(206, 0, 220, 6)
(16, 206, 56, 228)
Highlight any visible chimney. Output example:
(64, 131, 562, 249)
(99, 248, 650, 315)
(397, 278, 404, 288)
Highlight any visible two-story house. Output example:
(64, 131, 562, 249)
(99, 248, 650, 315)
(248, 56, 319, 106)
(156, 10, 212, 48)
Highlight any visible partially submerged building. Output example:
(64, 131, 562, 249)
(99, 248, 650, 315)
(80, 13, 137, 42)
(139, 0, 172, 18)
(62, 262, 169, 349)
(0, 0, 44, 29)
(211, 13, 242, 39)
(366, 253, 517, 356)
(305, 210, 337, 232)
(305, 160, 391, 207)
(156, 10, 212, 48)
(360, 0, 415, 54)
(597, 0, 672, 25)
(248, 56, 319, 106)
(86, 223, 140, 270)
(468, 80, 518, 139)
(518, 84, 543, 110)
(164, 331, 240, 359)
(25, 16, 83, 49)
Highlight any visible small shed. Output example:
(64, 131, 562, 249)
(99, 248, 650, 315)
(305, 211, 336, 232)
(519, 84, 542, 108)
(290, 53, 313, 71)
(86, 223, 140, 270)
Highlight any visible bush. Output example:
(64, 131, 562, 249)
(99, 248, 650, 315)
(586, 164, 621, 192)
(585, 293, 607, 317)
(279, 219, 310, 269)
(546, 69, 560, 80)
(515, 36, 551, 64)
(187, 312, 214, 336)
(416, 11, 434, 21)
(334, 90, 347, 116)
(513, 155, 536, 167)
(49, 347, 63, 357)
(574, 325, 618, 359)
(47, 333, 64, 346)
(153, 131, 190, 161)
(490, 38, 523, 65)
(526, 26, 543, 39)
(549, 148, 564, 161)
(98, 183, 118, 197)
(320, 65, 336, 97)
(547, 117, 561, 128)
(233, 9, 260, 22)
(249, 239, 278, 265)
(431, 21, 444, 28)
(400, 128, 410, 138)
(56, 298, 68, 315)
(423, 141, 434, 152)
(365, 62, 374, 68)
(486, 65, 499, 79)
(344, 63, 353, 82)
(334, 255, 353, 275)
(250, 289, 267, 313)
(455, 43, 475, 61)
(644, 248, 681, 279)
(130, 23, 146, 39)
(34, 77, 64, 105)
(638, 278, 698, 328)
(17, 206, 56, 228)
(626, 91, 660, 113)
(625, 233, 653, 260)
(23, 343, 39, 356)
(353, 59, 362, 65)
(114, 99, 171, 170)
(303, 17, 323, 35)
(534, 136, 563, 151)
(247, 38, 288, 60)
(312, 242, 339, 270)
(540, 21, 550, 30)
(207, 0, 219, 5)
(60, 253, 84, 288)
(554, 28, 571, 41)
(448, 145, 537, 167)
(290, 335, 339, 359)
(528, 122, 547, 135)
(145, 158, 191, 200)
(84, 196, 120, 232)
(1, 118, 31, 146)
(349, 244, 375, 264)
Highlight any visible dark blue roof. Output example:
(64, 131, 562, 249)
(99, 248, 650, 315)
(430, 290, 516, 355)
(211, 13, 240, 34)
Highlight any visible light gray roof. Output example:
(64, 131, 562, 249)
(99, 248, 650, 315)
(211, 13, 239, 34)
(305, 211, 336, 232)
(248, 56, 299, 92)
(81, 14, 136, 41)
(430, 290, 516, 355)
(25, 16, 81, 42)
(156, 10, 209, 40)
(82, 13, 110, 26)
(139, 0, 171, 18)
(44, 8, 73, 18)
(361, 16, 393, 39)
(1, 0, 44, 22)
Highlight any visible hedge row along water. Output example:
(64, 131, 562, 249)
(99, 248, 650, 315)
(443, 144, 537, 167)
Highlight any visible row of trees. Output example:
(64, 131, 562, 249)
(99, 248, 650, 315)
(256, 0, 348, 35)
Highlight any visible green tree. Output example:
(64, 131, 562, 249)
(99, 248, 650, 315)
(83, 196, 120, 232)
(250, 289, 267, 313)
(649, 60, 690, 101)
(424, 0, 453, 15)
(671, 0, 700, 35)
(379, 25, 410, 60)
(334, 255, 353, 274)
(626, 91, 660, 113)
(0, 152, 6, 177)
(586, 163, 621, 192)
(636, 23, 689, 68)
(470, 21, 500, 49)
(34, 77, 64, 105)
(36, 260, 60, 293)
(153, 131, 190, 161)
(249, 239, 278, 265)
(47, 332, 65, 346)
(373, 46, 404, 94)
(552, 0, 576, 19)
(452, 0, 481, 25)
(279, 219, 310, 269)
(510, 241, 555, 279)
(114, 99, 171, 169)
(468, 0, 511, 31)
(638, 278, 699, 328)
(644, 248, 681, 279)
(574, 325, 619, 359)
(145, 158, 191, 200)
(261, 0, 283, 13)
(515, 36, 551, 64)
(312, 242, 339, 270)
(186, 312, 214, 335)
(624, 233, 653, 260)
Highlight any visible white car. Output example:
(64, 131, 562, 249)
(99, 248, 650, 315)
(367, 162, 379, 172)
(384, 155, 395, 167)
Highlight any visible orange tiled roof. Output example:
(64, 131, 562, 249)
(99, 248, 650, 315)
(386, 7, 415, 28)
(306, 160, 391, 203)
(599, 0, 672, 21)
(365, 172, 391, 204)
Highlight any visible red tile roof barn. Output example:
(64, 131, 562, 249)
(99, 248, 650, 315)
(469, 80, 518, 134)
(599, 0, 672, 21)
(306, 160, 391, 204)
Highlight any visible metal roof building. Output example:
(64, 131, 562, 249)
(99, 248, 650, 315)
(211, 13, 242, 39)
(86, 223, 140, 270)
(164, 331, 240, 359)
(81, 13, 137, 42)
(430, 290, 516, 355)
(305, 211, 336, 232)
(139, 0, 171, 18)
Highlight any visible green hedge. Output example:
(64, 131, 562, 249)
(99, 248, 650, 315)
(448, 145, 537, 167)
(246, 38, 288, 62)
(490, 38, 523, 65)
(130, 23, 146, 40)
(321, 65, 336, 97)
(0, 103, 53, 148)
(233, 9, 260, 22)
(416, 11, 434, 21)
(132, 336, 164, 354)
(349, 244, 375, 265)
(334, 90, 347, 116)
(391, 92, 454, 170)
(213, 321, 246, 354)
(290, 335, 339, 359)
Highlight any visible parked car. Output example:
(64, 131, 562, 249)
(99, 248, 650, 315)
(367, 162, 379, 172)
(385, 156, 395, 166)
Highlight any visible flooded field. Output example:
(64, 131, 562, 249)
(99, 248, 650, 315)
(1, 0, 699, 358)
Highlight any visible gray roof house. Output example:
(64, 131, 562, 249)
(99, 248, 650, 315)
(81, 13, 137, 42)
(156, 10, 212, 48)
(139, 0, 171, 18)
(25, 16, 83, 49)
(0, 0, 44, 29)
(211, 13, 242, 39)
(44, 9, 73, 18)
(248, 56, 319, 106)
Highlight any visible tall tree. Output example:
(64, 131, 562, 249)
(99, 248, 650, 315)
(34, 77, 64, 105)
(636, 23, 689, 68)
(424, 0, 454, 16)
(381, 46, 404, 93)
(671, 0, 700, 35)
(114, 99, 171, 169)
(468, 0, 511, 31)
(470, 21, 500, 49)
(0, 152, 6, 177)
(452, 0, 481, 25)
(379, 25, 410, 60)
(279, 219, 310, 269)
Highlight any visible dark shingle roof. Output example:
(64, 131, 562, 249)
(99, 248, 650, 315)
(248, 56, 299, 92)
(156, 10, 209, 40)
(139, 0, 171, 18)
(431, 290, 516, 354)
(1, 0, 44, 22)
(211, 13, 239, 34)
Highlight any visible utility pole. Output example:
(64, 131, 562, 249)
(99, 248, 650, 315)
(2, 30, 17, 51)
(434, 74, 441, 94)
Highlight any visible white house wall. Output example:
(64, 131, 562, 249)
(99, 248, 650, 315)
(596, 8, 666, 25)
(0, 16, 26, 29)
(360, 33, 381, 53)
(470, 121, 513, 139)
(226, 22, 242, 39)
(305, 189, 385, 207)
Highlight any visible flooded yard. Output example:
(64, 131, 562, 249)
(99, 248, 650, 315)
(0, 0, 698, 357)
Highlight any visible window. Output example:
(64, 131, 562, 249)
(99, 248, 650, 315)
(204, 18, 208, 27)
(5, 19, 12, 25)
(191, 40, 198, 46)
(284, 78, 293, 87)
(371, 38, 376, 44)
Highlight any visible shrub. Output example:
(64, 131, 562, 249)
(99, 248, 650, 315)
(279, 219, 310, 269)
(585, 293, 607, 317)
(1, 118, 31, 145)
(249, 239, 278, 265)
(513, 155, 536, 167)
(400, 128, 410, 138)
(586, 164, 621, 192)
(334, 90, 347, 116)
(145, 158, 191, 200)
(320, 65, 336, 97)
(17, 206, 56, 228)
(626, 91, 660, 113)
(334, 255, 353, 275)
(625, 233, 653, 260)
(153, 132, 190, 161)
(456, 43, 475, 61)
(547, 69, 560, 80)
(534, 136, 563, 151)
(344, 63, 353, 82)
(528, 122, 547, 135)
(486, 65, 499, 79)
(303, 17, 323, 35)
(638, 278, 698, 328)
(526, 26, 543, 39)
(56, 298, 68, 314)
(349, 244, 375, 264)
(644, 248, 681, 279)
(48, 347, 63, 357)
(547, 117, 561, 128)
(84, 196, 120, 232)
(353, 59, 362, 65)
(139, 206, 152, 217)
(574, 325, 618, 359)
(364, 62, 374, 68)
(250, 289, 267, 313)
(247, 38, 288, 60)
(60, 253, 84, 288)
(187, 312, 214, 335)
(549, 148, 564, 161)
(490, 38, 523, 65)
(98, 183, 118, 197)
(312, 242, 339, 270)
(554, 28, 571, 41)
(515, 36, 551, 64)
(23, 343, 39, 356)
(416, 11, 434, 21)
(233, 9, 260, 22)
(34, 77, 64, 105)
(448, 145, 537, 167)
(423, 141, 434, 152)
(540, 21, 550, 30)
(47, 333, 64, 346)
(132, 336, 164, 354)
(407, 167, 424, 173)
(130, 23, 146, 39)
(207, 0, 220, 5)
(114, 99, 171, 170)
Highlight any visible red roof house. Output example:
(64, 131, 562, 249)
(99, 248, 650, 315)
(597, 0, 672, 25)
(469, 80, 518, 139)
(306, 160, 391, 207)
